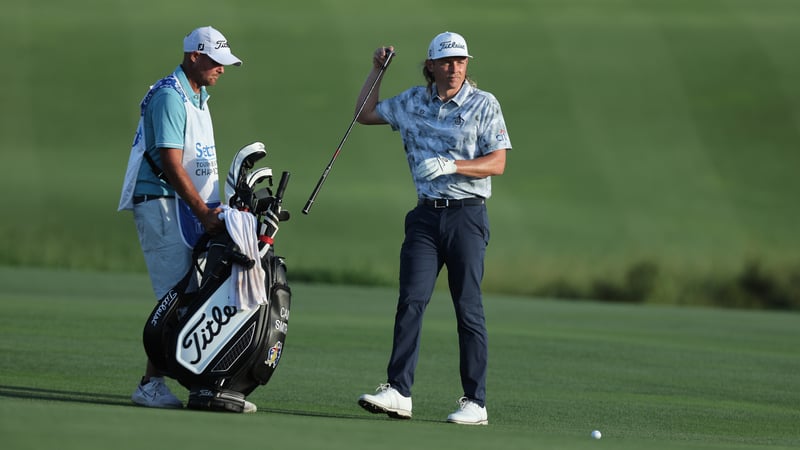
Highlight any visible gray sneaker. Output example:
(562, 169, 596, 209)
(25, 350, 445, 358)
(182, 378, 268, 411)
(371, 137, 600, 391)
(446, 397, 488, 425)
(131, 377, 183, 409)
(358, 383, 412, 419)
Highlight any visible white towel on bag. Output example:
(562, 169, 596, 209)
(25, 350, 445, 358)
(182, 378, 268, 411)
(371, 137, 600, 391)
(219, 206, 268, 310)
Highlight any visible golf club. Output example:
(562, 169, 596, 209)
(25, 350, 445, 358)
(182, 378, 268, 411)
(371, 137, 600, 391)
(302, 49, 395, 214)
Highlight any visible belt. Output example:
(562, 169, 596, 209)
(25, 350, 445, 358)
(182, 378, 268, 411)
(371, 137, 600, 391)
(418, 198, 485, 208)
(133, 194, 174, 205)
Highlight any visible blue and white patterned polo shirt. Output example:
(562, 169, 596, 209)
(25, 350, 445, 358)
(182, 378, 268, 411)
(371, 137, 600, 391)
(376, 82, 511, 200)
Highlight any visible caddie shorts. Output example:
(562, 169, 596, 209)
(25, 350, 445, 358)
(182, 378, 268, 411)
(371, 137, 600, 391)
(133, 197, 197, 299)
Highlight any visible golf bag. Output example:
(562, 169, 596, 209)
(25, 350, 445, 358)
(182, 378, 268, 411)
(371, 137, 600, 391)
(142, 142, 292, 413)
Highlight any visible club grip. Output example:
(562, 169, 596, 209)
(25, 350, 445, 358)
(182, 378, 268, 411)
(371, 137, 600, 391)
(275, 171, 290, 205)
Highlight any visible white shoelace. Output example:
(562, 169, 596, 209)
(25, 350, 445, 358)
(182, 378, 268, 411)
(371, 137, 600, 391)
(456, 396, 475, 411)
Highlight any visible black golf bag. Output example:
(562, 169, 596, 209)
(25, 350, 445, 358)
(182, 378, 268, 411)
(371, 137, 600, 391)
(142, 142, 292, 413)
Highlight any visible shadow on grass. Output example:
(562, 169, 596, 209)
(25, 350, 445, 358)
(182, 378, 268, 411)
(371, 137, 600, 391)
(0, 384, 130, 407)
(257, 406, 444, 423)
(0, 384, 440, 423)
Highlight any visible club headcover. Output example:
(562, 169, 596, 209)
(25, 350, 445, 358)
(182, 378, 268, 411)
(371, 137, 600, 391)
(226, 142, 267, 206)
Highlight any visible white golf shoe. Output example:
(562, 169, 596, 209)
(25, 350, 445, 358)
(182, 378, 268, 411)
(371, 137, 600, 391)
(446, 397, 488, 425)
(131, 377, 183, 409)
(358, 383, 412, 419)
(243, 400, 258, 413)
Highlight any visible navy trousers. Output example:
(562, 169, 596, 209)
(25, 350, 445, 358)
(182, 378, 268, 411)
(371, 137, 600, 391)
(387, 203, 490, 406)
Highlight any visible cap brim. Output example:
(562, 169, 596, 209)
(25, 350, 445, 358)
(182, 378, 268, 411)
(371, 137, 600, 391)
(430, 53, 473, 60)
(209, 52, 243, 67)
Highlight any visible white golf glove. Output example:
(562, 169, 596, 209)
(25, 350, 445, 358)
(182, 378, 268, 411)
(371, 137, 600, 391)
(416, 156, 457, 181)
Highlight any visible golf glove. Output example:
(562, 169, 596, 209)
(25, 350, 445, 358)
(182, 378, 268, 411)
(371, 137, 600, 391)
(416, 156, 457, 181)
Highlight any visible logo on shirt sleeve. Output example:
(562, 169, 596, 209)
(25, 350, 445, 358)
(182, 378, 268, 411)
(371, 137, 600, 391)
(496, 129, 508, 142)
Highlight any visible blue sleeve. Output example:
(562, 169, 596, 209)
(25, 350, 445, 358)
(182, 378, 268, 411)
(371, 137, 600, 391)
(376, 95, 401, 131)
(148, 88, 186, 150)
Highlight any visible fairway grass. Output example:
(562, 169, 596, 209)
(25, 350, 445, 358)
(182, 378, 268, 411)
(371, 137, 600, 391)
(1, 266, 798, 450)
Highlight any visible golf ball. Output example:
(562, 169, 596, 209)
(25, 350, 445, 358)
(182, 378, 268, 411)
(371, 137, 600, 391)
(591, 430, 602, 439)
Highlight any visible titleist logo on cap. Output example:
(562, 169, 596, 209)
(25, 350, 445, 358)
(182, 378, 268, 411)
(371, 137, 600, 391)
(437, 40, 466, 52)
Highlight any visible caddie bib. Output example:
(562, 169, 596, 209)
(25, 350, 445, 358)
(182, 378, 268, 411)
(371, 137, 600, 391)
(176, 86, 220, 248)
(118, 71, 220, 247)
(118, 75, 185, 212)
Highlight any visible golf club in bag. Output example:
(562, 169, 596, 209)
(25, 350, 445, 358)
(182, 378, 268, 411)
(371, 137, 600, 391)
(143, 142, 292, 413)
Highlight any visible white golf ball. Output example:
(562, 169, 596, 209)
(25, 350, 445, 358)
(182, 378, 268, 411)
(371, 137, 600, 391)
(591, 430, 602, 439)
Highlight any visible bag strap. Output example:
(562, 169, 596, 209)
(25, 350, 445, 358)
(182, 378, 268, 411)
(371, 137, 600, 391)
(143, 150, 171, 185)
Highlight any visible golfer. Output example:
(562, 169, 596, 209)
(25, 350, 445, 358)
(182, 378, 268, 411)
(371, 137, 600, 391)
(117, 26, 252, 411)
(356, 31, 511, 425)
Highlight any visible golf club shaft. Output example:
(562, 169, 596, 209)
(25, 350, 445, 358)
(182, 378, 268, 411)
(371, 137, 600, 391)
(302, 50, 395, 215)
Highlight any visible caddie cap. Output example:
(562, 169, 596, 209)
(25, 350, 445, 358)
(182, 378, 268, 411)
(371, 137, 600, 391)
(183, 26, 243, 66)
(427, 31, 473, 60)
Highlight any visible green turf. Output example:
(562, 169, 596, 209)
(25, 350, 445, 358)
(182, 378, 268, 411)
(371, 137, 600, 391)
(1, 266, 798, 449)
(3, 2, 799, 446)
(1, 0, 800, 305)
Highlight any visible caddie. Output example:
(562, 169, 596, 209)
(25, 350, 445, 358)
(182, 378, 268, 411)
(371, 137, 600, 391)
(117, 26, 251, 411)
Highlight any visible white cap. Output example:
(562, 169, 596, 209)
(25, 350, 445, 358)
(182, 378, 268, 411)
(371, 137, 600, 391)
(427, 31, 472, 60)
(183, 26, 243, 66)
